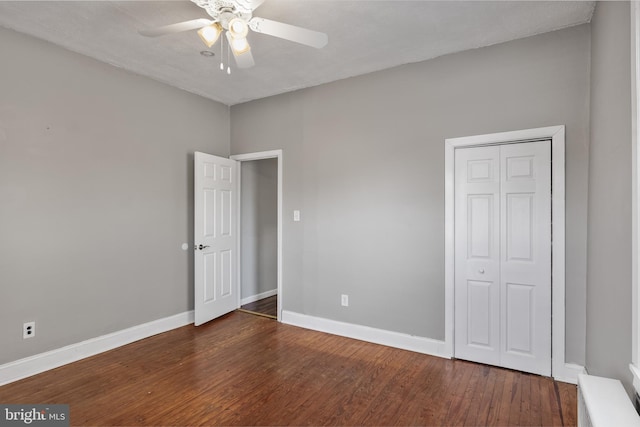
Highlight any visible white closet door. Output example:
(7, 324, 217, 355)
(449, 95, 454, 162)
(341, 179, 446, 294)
(454, 145, 501, 367)
(499, 141, 551, 376)
(454, 141, 551, 376)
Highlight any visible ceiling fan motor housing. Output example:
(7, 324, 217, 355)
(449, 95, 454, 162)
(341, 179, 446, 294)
(191, 0, 253, 26)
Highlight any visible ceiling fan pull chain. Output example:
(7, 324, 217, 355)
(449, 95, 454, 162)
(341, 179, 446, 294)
(219, 31, 225, 71)
(227, 36, 231, 75)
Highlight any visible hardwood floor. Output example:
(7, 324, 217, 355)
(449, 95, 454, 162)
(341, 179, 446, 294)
(0, 311, 577, 426)
(240, 295, 277, 318)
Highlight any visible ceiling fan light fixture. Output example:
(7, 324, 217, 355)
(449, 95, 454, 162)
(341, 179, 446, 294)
(229, 34, 251, 55)
(228, 18, 249, 38)
(197, 23, 222, 48)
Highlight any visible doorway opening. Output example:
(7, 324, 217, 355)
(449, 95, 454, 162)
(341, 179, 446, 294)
(237, 157, 278, 319)
(231, 150, 283, 321)
(238, 296, 277, 319)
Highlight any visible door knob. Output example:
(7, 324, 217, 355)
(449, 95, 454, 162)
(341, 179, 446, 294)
(197, 244, 210, 250)
(479, 268, 485, 274)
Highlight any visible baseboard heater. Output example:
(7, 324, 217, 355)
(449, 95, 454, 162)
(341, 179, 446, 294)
(578, 374, 640, 427)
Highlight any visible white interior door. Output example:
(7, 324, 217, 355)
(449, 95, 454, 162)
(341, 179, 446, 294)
(454, 146, 501, 367)
(194, 152, 238, 326)
(454, 141, 551, 376)
(499, 142, 551, 375)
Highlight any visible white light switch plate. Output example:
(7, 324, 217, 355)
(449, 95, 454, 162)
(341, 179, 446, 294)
(293, 210, 300, 221)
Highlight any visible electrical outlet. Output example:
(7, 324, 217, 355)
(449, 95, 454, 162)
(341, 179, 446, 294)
(23, 321, 35, 339)
(341, 294, 349, 307)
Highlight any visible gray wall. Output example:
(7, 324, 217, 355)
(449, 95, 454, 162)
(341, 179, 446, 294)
(240, 159, 278, 300)
(0, 27, 229, 364)
(231, 24, 591, 364)
(2, 10, 610, 375)
(586, 1, 633, 391)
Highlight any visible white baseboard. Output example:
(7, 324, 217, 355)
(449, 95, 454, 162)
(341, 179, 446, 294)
(0, 310, 194, 386)
(241, 289, 277, 305)
(281, 310, 449, 359)
(554, 362, 586, 384)
(1, 308, 579, 387)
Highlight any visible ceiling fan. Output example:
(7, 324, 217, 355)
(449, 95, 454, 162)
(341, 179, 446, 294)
(139, 0, 328, 69)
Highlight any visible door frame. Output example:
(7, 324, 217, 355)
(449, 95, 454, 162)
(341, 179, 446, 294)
(445, 125, 578, 382)
(230, 150, 283, 321)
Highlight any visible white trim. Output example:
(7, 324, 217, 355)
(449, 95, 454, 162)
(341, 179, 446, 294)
(446, 126, 563, 147)
(230, 150, 283, 322)
(444, 138, 455, 358)
(241, 289, 278, 305)
(556, 363, 587, 385)
(444, 125, 567, 380)
(231, 150, 283, 162)
(630, 363, 640, 393)
(281, 310, 449, 359)
(0, 311, 194, 386)
(631, 0, 640, 392)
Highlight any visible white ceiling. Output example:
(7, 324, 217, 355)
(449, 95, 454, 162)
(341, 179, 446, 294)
(0, 1, 595, 106)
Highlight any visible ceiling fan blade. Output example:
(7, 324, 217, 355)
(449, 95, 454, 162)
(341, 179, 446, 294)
(225, 32, 255, 69)
(249, 17, 328, 48)
(139, 18, 213, 37)
(234, 49, 255, 69)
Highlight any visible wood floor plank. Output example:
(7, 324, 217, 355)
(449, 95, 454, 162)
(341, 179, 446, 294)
(549, 380, 565, 427)
(558, 382, 578, 427)
(470, 365, 499, 426)
(540, 375, 555, 427)
(530, 374, 543, 426)
(508, 372, 524, 426)
(411, 358, 457, 425)
(518, 372, 532, 426)
(289, 344, 389, 426)
(444, 360, 478, 426)
(332, 350, 403, 425)
(485, 367, 507, 426)
(357, 352, 434, 425)
(0, 312, 576, 426)
(281, 341, 372, 426)
(385, 354, 441, 425)
(495, 369, 516, 425)
(327, 348, 402, 425)
(463, 364, 491, 426)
